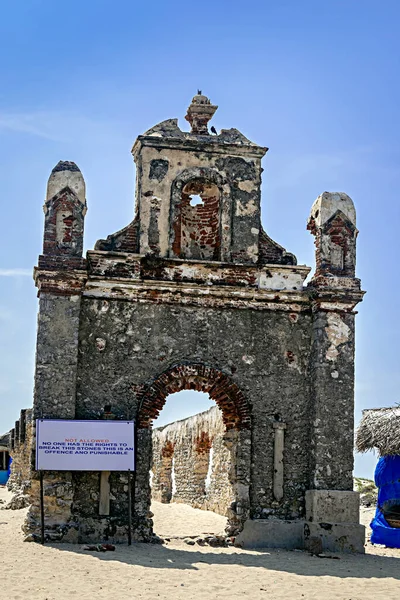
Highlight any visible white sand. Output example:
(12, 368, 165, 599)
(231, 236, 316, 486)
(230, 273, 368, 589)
(1, 486, 399, 600)
(152, 500, 226, 538)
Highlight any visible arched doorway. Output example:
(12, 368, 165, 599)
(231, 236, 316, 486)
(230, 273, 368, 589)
(134, 363, 252, 539)
(151, 390, 230, 539)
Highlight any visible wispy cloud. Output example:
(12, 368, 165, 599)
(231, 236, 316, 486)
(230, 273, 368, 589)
(0, 110, 119, 144)
(0, 111, 66, 141)
(0, 268, 31, 277)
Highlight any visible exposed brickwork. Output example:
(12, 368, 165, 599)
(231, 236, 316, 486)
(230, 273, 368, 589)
(38, 255, 87, 271)
(161, 440, 174, 458)
(137, 363, 251, 430)
(313, 212, 357, 278)
(95, 216, 139, 253)
(307, 194, 358, 282)
(195, 431, 213, 454)
(170, 167, 226, 262)
(259, 228, 297, 266)
(43, 188, 86, 257)
(172, 180, 221, 260)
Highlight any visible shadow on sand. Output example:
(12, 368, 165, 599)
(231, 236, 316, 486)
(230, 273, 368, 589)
(50, 541, 400, 580)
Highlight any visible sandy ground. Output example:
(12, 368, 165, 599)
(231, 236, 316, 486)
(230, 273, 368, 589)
(1, 487, 399, 600)
(152, 499, 226, 538)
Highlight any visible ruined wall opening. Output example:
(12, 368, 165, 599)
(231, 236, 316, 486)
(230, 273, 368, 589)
(189, 194, 204, 207)
(172, 179, 221, 260)
(150, 390, 230, 538)
(136, 364, 251, 539)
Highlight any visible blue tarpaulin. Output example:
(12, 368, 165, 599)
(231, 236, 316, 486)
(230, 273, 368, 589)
(371, 455, 400, 548)
(0, 455, 10, 485)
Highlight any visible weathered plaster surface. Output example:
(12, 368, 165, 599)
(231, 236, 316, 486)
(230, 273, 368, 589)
(325, 313, 351, 362)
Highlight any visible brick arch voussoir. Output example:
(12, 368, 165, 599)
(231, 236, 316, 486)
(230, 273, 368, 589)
(137, 363, 250, 430)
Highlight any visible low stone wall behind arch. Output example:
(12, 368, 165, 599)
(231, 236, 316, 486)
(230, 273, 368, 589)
(151, 406, 234, 516)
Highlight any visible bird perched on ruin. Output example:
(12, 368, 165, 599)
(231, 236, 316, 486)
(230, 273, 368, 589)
(210, 126, 217, 135)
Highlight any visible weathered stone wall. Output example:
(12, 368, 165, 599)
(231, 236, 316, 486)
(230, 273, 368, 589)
(152, 406, 234, 516)
(76, 299, 312, 521)
(20, 95, 365, 550)
(7, 409, 33, 506)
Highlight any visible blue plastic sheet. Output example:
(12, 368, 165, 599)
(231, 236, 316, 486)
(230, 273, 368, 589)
(370, 455, 400, 548)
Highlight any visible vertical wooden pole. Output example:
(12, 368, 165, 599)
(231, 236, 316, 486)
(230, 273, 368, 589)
(99, 471, 111, 515)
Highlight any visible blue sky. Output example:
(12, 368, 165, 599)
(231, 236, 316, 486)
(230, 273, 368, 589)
(0, 1, 399, 478)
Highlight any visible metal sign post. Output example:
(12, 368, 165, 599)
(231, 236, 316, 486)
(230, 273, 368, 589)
(127, 469, 132, 545)
(39, 470, 45, 545)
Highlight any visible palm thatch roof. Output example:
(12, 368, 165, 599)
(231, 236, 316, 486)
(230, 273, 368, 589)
(0, 432, 10, 448)
(356, 407, 400, 455)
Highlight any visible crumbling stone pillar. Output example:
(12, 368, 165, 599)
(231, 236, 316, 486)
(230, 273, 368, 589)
(25, 162, 87, 542)
(152, 440, 174, 503)
(307, 192, 363, 489)
(306, 192, 365, 552)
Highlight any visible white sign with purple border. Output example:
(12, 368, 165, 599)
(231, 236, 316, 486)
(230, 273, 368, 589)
(36, 419, 135, 471)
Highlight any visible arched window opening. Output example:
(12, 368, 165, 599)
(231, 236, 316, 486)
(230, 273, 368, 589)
(173, 180, 221, 261)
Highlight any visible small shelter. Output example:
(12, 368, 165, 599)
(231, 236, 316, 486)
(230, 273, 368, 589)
(0, 432, 10, 485)
(356, 407, 400, 547)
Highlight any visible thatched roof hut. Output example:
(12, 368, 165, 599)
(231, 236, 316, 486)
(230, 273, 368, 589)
(0, 432, 10, 449)
(356, 407, 400, 456)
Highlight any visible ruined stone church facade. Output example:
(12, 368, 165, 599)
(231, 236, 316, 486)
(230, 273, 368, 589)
(23, 94, 365, 550)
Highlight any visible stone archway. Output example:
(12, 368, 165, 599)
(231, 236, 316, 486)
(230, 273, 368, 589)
(134, 363, 252, 538)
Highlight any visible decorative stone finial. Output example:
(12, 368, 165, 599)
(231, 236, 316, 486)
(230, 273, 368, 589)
(46, 161, 86, 205)
(43, 161, 87, 257)
(308, 192, 358, 280)
(185, 93, 218, 134)
(308, 192, 356, 230)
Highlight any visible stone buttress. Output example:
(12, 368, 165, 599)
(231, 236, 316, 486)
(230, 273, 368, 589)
(24, 95, 365, 551)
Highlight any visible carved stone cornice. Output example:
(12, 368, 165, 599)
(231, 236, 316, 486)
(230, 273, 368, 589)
(34, 267, 87, 297)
